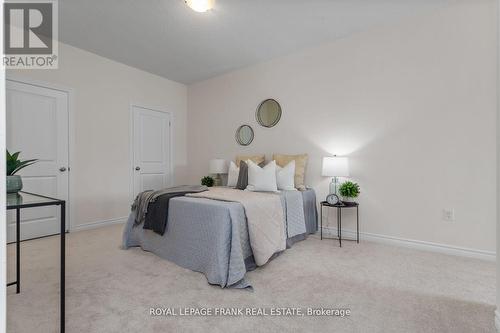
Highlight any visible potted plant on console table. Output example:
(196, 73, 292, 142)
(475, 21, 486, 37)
(339, 181, 360, 206)
(6, 150, 37, 193)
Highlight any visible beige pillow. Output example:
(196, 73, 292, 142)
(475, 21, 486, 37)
(235, 154, 265, 167)
(273, 154, 308, 190)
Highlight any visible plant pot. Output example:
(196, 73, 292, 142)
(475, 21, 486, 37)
(342, 196, 356, 203)
(7, 175, 23, 193)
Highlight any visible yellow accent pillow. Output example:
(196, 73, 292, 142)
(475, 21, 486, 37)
(273, 154, 308, 190)
(235, 154, 265, 167)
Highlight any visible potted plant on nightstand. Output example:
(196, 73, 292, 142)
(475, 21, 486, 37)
(339, 181, 360, 205)
(6, 150, 37, 193)
(201, 176, 214, 187)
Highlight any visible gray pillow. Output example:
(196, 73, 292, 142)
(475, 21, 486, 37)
(236, 161, 248, 190)
(236, 160, 265, 190)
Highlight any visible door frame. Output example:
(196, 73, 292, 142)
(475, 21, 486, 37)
(129, 103, 174, 202)
(6, 75, 75, 232)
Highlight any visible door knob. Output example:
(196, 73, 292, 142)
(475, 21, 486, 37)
(59, 167, 67, 172)
(135, 166, 141, 171)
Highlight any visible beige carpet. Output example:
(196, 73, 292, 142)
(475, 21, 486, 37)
(6, 224, 496, 333)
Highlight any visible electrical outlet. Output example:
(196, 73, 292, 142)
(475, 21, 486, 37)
(442, 209, 455, 222)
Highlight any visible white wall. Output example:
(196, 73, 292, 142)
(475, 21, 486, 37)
(0, 21, 6, 331)
(495, 0, 500, 328)
(188, 0, 497, 253)
(7, 42, 188, 229)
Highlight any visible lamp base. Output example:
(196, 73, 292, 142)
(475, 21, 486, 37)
(213, 174, 222, 187)
(329, 177, 338, 195)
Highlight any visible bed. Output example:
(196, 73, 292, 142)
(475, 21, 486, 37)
(122, 188, 317, 289)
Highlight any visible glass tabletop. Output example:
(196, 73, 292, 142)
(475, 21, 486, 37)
(7, 191, 63, 209)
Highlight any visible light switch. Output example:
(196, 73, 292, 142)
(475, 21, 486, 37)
(442, 209, 455, 222)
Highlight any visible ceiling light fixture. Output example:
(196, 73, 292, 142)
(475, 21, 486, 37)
(185, 0, 215, 13)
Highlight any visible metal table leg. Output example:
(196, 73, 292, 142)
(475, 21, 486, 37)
(60, 202, 65, 333)
(6, 208, 22, 292)
(16, 207, 20, 293)
(320, 204, 323, 240)
(336, 208, 339, 245)
(337, 208, 340, 238)
(338, 207, 342, 247)
(356, 205, 359, 243)
(339, 208, 342, 247)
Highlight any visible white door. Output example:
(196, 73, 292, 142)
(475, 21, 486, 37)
(6, 80, 69, 242)
(132, 106, 171, 198)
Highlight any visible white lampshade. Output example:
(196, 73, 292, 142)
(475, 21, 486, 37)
(209, 159, 228, 174)
(322, 156, 349, 177)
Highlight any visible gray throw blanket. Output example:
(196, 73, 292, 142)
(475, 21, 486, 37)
(132, 185, 208, 234)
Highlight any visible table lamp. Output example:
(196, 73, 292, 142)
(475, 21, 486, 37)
(209, 159, 228, 186)
(322, 156, 349, 195)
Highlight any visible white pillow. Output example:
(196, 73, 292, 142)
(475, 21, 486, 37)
(227, 161, 239, 187)
(246, 160, 278, 192)
(276, 160, 296, 191)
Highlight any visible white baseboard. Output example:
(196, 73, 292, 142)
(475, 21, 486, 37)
(70, 217, 495, 260)
(321, 226, 496, 261)
(495, 310, 500, 332)
(71, 216, 127, 232)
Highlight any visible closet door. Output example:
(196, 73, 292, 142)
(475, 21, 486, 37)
(6, 80, 69, 241)
(132, 105, 172, 197)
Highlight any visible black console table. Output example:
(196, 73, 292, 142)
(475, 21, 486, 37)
(7, 191, 66, 332)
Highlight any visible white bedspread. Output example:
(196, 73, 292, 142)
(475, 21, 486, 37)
(187, 187, 286, 266)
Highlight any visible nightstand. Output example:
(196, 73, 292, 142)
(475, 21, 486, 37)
(320, 201, 359, 247)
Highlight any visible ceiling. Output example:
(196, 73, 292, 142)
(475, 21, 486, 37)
(59, 0, 454, 84)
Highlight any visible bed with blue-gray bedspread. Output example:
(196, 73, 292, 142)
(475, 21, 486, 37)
(122, 188, 317, 289)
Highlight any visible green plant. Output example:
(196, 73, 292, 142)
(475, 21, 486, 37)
(201, 176, 214, 187)
(339, 181, 360, 198)
(7, 150, 37, 176)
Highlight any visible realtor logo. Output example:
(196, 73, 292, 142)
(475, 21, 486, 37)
(3, 0, 58, 68)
